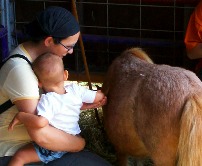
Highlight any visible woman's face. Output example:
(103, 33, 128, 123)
(50, 32, 80, 57)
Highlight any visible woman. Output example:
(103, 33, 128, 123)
(0, 6, 110, 166)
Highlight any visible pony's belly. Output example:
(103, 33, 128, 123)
(103, 111, 148, 158)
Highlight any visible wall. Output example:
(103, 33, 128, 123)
(7, 0, 200, 82)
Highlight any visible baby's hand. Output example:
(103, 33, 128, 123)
(8, 113, 20, 131)
(81, 96, 107, 110)
(100, 96, 107, 106)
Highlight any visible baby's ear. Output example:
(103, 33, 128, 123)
(38, 82, 43, 88)
(64, 70, 69, 81)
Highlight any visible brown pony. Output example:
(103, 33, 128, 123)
(102, 47, 202, 166)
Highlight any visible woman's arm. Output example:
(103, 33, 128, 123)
(14, 99, 85, 152)
(187, 43, 202, 59)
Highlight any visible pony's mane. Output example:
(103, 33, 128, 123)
(124, 47, 154, 64)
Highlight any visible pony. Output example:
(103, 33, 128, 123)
(101, 47, 202, 166)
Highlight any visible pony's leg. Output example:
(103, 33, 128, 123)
(116, 152, 128, 166)
(151, 135, 177, 166)
(152, 148, 176, 166)
(135, 160, 144, 166)
(128, 158, 145, 166)
(116, 155, 145, 166)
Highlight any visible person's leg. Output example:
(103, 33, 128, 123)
(25, 163, 44, 166)
(0, 156, 12, 166)
(0, 155, 43, 166)
(8, 143, 40, 166)
(45, 149, 112, 166)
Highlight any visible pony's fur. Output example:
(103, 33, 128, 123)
(102, 47, 202, 166)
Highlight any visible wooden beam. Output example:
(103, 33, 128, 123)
(68, 71, 106, 83)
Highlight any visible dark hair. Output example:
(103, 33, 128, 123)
(24, 6, 80, 43)
(23, 19, 51, 42)
(52, 38, 63, 44)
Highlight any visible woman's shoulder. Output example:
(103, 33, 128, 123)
(9, 44, 24, 55)
(9, 44, 32, 62)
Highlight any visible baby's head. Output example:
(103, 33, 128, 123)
(32, 53, 66, 88)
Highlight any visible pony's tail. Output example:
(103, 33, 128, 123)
(177, 94, 202, 166)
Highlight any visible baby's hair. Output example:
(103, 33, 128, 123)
(32, 53, 64, 84)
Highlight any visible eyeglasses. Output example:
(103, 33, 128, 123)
(59, 42, 75, 52)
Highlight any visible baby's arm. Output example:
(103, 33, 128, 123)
(81, 90, 107, 110)
(8, 112, 48, 131)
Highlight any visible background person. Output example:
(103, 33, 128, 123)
(184, 1, 202, 80)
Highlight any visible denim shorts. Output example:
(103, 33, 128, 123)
(0, 149, 112, 166)
(33, 143, 66, 164)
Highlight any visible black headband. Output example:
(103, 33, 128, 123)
(26, 6, 80, 39)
